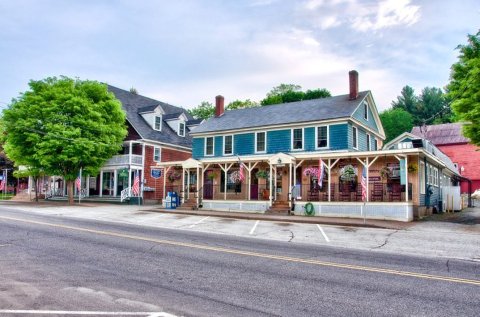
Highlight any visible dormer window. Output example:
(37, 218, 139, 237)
(364, 101, 368, 120)
(178, 122, 185, 137)
(154, 115, 162, 131)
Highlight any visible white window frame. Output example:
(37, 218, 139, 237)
(205, 136, 214, 157)
(366, 133, 371, 151)
(223, 135, 233, 156)
(178, 121, 185, 137)
(315, 125, 329, 150)
(153, 146, 161, 162)
(374, 138, 378, 151)
(364, 101, 368, 120)
(352, 126, 358, 149)
(154, 115, 162, 131)
(255, 131, 267, 154)
(291, 128, 304, 151)
(419, 161, 425, 194)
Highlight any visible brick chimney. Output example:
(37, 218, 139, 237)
(349, 70, 359, 100)
(215, 95, 224, 117)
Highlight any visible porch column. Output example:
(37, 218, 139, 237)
(366, 157, 370, 202)
(328, 159, 331, 202)
(224, 165, 227, 200)
(288, 162, 292, 208)
(269, 163, 273, 206)
(113, 169, 118, 197)
(163, 166, 171, 200)
(182, 168, 185, 203)
(99, 170, 103, 197)
(86, 175, 90, 197)
(247, 162, 251, 201)
(405, 156, 409, 202)
(187, 169, 191, 200)
(129, 141, 133, 165)
(196, 165, 200, 207)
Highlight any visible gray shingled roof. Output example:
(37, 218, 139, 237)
(411, 123, 469, 145)
(190, 91, 369, 134)
(107, 85, 193, 148)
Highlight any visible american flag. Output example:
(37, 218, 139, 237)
(75, 175, 81, 192)
(132, 171, 140, 196)
(238, 157, 247, 182)
(0, 180, 5, 191)
(318, 159, 325, 189)
(361, 167, 367, 202)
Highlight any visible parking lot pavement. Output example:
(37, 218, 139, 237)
(2, 203, 480, 261)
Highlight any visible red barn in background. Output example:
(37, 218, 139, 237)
(412, 123, 480, 194)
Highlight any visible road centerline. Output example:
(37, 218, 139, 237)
(1, 215, 479, 286)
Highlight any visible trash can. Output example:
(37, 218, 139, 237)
(129, 197, 143, 205)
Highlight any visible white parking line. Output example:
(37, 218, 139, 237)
(249, 220, 260, 235)
(188, 216, 210, 228)
(317, 224, 330, 242)
(0, 310, 177, 316)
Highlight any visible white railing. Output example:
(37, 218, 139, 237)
(121, 187, 131, 202)
(105, 154, 143, 166)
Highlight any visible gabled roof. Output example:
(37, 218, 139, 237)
(383, 132, 418, 150)
(190, 91, 371, 135)
(107, 85, 193, 148)
(411, 123, 469, 145)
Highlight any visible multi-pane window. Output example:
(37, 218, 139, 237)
(317, 126, 328, 148)
(153, 147, 161, 162)
(205, 137, 214, 156)
(374, 138, 378, 150)
(419, 161, 425, 194)
(352, 126, 358, 149)
(224, 135, 233, 155)
(178, 122, 185, 137)
(256, 132, 266, 153)
(292, 128, 303, 150)
(154, 116, 162, 131)
(366, 134, 370, 151)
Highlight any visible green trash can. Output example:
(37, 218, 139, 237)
(129, 197, 143, 205)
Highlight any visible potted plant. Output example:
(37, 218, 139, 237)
(303, 167, 319, 177)
(207, 172, 217, 181)
(167, 170, 182, 183)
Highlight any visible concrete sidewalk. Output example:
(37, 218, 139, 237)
(1, 200, 411, 230)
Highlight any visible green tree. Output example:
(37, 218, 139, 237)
(226, 99, 259, 110)
(392, 85, 417, 114)
(417, 87, 452, 124)
(187, 101, 215, 120)
(1, 77, 127, 204)
(447, 30, 480, 145)
(261, 84, 331, 106)
(379, 108, 414, 143)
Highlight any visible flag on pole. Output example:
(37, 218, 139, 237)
(361, 167, 367, 202)
(0, 180, 5, 191)
(318, 159, 325, 189)
(237, 156, 247, 183)
(132, 171, 140, 196)
(75, 174, 81, 192)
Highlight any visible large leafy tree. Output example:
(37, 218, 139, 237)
(392, 85, 417, 114)
(261, 84, 331, 105)
(187, 101, 215, 120)
(2, 77, 127, 204)
(447, 30, 480, 145)
(379, 108, 414, 143)
(226, 99, 258, 110)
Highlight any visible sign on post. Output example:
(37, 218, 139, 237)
(151, 169, 162, 179)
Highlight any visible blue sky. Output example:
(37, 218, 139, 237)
(0, 0, 479, 111)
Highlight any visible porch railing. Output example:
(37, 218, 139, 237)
(104, 154, 143, 166)
(120, 187, 131, 202)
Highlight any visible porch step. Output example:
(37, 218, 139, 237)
(177, 199, 199, 211)
(266, 201, 291, 214)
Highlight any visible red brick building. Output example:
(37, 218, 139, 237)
(42, 85, 200, 202)
(411, 123, 480, 193)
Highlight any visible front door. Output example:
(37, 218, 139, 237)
(102, 171, 115, 196)
(250, 169, 259, 200)
(203, 170, 213, 200)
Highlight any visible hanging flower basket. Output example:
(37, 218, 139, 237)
(408, 163, 418, 173)
(379, 166, 391, 179)
(255, 170, 269, 179)
(303, 167, 319, 177)
(230, 170, 243, 183)
(340, 164, 357, 181)
(167, 170, 182, 183)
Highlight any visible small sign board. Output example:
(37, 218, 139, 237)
(151, 169, 162, 179)
(369, 176, 381, 182)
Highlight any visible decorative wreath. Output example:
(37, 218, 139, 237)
(304, 202, 315, 216)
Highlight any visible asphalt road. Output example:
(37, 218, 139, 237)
(0, 207, 479, 317)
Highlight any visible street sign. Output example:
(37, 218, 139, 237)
(151, 169, 162, 179)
